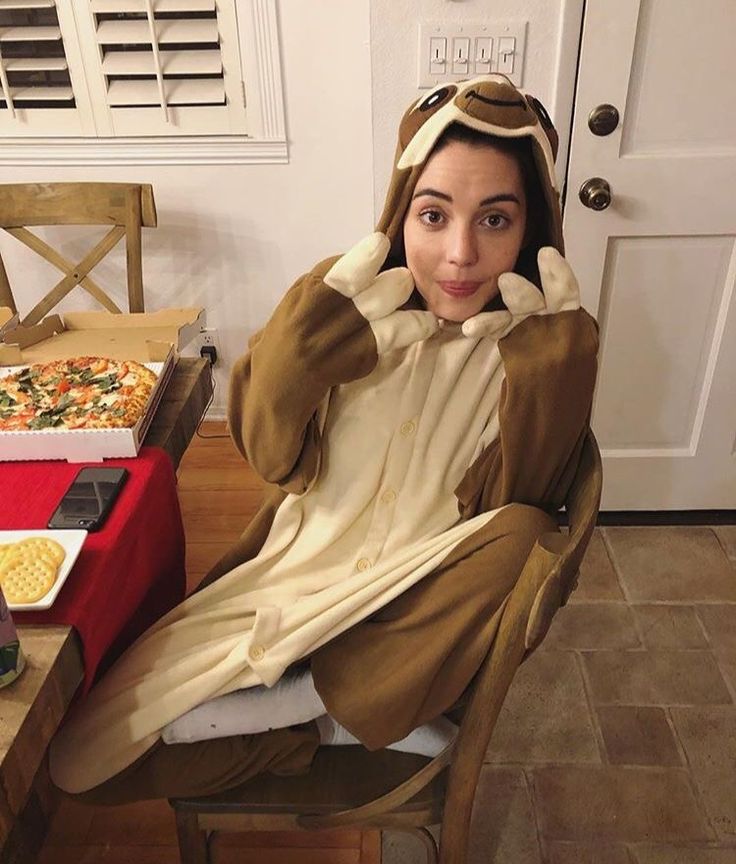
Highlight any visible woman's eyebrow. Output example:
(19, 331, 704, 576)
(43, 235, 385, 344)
(480, 193, 521, 207)
(413, 187, 452, 202)
(412, 188, 521, 206)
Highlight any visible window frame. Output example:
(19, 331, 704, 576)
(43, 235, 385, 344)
(0, 0, 287, 165)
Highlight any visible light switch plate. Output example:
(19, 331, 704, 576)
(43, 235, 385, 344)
(417, 21, 527, 88)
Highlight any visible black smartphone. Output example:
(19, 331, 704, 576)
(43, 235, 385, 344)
(47, 467, 129, 532)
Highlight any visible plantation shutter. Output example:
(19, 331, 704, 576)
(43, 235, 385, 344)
(85, 0, 247, 135)
(0, 0, 284, 149)
(0, 0, 93, 135)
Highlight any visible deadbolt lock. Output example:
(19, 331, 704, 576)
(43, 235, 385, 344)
(588, 104, 619, 136)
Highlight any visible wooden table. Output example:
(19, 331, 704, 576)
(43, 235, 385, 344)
(146, 357, 214, 470)
(1, 356, 213, 863)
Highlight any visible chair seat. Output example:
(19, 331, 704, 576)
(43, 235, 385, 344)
(171, 745, 445, 818)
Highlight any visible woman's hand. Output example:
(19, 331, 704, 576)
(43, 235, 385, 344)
(461, 247, 580, 340)
(324, 233, 439, 354)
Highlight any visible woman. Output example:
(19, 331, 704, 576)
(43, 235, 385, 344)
(49, 74, 598, 803)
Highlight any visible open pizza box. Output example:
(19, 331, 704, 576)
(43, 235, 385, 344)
(0, 307, 18, 336)
(0, 307, 204, 462)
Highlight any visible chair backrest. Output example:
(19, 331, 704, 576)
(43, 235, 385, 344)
(437, 430, 603, 863)
(0, 182, 157, 327)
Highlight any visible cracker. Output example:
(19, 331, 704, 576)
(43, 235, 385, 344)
(0, 543, 11, 568)
(0, 553, 58, 604)
(12, 536, 66, 567)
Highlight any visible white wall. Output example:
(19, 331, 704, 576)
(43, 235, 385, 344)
(0, 1, 374, 416)
(1, 0, 582, 418)
(370, 0, 583, 218)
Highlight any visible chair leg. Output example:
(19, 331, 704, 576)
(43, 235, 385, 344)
(174, 810, 210, 864)
(389, 827, 439, 864)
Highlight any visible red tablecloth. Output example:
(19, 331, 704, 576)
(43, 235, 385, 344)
(1, 447, 186, 693)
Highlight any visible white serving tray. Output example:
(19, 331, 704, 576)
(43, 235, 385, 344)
(0, 529, 87, 610)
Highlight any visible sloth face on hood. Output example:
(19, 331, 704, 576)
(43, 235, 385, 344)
(376, 74, 563, 309)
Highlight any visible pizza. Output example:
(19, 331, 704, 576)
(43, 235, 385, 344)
(0, 356, 158, 431)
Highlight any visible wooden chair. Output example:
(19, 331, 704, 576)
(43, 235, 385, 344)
(169, 430, 603, 864)
(0, 182, 157, 327)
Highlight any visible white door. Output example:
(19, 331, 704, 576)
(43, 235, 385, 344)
(563, 0, 736, 510)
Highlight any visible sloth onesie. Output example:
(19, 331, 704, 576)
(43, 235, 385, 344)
(49, 74, 599, 802)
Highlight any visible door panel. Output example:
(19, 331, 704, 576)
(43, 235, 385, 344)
(564, 0, 736, 508)
(620, 0, 736, 155)
(595, 236, 732, 450)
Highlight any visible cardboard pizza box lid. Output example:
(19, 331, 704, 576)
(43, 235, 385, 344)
(0, 307, 204, 366)
(0, 307, 18, 335)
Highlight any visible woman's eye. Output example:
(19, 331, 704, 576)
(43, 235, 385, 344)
(483, 213, 509, 229)
(419, 209, 444, 226)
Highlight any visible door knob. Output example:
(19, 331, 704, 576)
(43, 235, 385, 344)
(588, 104, 619, 136)
(579, 178, 611, 211)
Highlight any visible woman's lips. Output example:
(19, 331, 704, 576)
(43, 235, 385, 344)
(439, 281, 482, 297)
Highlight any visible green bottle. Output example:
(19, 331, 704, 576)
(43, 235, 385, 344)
(0, 586, 25, 688)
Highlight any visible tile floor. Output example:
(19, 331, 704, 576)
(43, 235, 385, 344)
(40, 524, 736, 863)
(450, 524, 736, 864)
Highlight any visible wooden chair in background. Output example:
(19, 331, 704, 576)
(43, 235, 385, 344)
(0, 182, 157, 327)
(170, 430, 603, 864)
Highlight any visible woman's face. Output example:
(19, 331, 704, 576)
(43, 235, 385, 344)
(403, 139, 528, 322)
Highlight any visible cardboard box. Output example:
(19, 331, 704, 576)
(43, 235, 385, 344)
(0, 308, 204, 462)
(0, 307, 18, 336)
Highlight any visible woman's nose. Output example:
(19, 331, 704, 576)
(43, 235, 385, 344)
(446, 223, 478, 267)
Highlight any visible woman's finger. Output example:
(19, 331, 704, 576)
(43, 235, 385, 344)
(372, 310, 439, 354)
(353, 268, 415, 320)
(324, 233, 391, 298)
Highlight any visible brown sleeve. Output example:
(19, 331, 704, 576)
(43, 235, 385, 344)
(227, 257, 378, 494)
(455, 308, 599, 516)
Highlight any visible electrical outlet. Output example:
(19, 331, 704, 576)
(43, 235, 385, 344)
(200, 328, 219, 349)
(199, 328, 220, 366)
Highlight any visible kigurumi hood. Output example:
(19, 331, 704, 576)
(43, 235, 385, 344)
(376, 74, 563, 290)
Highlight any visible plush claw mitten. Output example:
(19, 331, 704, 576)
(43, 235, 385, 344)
(461, 246, 580, 340)
(325, 232, 439, 353)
